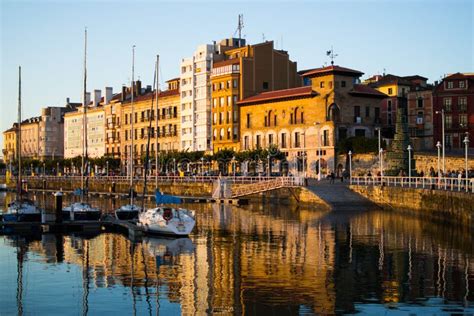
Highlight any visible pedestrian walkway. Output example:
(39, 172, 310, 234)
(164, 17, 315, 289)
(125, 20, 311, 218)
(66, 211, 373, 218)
(307, 179, 379, 211)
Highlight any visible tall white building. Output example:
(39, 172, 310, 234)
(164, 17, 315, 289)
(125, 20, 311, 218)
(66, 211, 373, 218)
(64, 91, 106, 158)
(180, 44, 214, 152)
(180, 40, 245, 152)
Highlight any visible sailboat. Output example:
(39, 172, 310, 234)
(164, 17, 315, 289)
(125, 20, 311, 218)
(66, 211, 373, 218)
(137, 55, 196, 236)
(63, 28, 101, 221)
(3, 66, 42, 222)
(115, 45, 142, 220)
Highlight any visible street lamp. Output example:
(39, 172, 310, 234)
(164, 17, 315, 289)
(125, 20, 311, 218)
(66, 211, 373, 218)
(57, 162, 60, 176)
(106, 160, 109, 177)
(407, 145, 412, 186)
(302, 131, 306, 178)
(379, 148, 384, 180)
(375, 127, 382, 176)
(43, 162, 46, 176)
(436, 141, 442, 178)
(435, 109, 445, 174)
(348, 150, 352, 182)
(200, 157, 205, 176)
(464, 135, 469, 192)
(267, 154, 270, 178)
(233, 156, 236, 178)
(173, 158, 176, 175)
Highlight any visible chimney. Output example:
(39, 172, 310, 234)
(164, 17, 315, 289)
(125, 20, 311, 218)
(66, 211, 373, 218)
(122, 85, 127, 101)
(84, 92, 91, 106)
(146, 85, 152, 93)
(66, 97, 70, 105)
(93, 89, 101, 107)
(136, 80, 142, 96)
(105, 87, 113, 104)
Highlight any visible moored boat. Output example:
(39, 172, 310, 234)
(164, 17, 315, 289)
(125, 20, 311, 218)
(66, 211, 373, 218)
(3, 199, 42, 222)
(138, 207, 195, 236)
(63, 202, 101, 221)
(115, 204, 141, 220)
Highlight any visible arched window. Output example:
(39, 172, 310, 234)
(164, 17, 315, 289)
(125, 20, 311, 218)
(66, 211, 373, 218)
(294, 107, 299, 124)
(220, 128, 224, 140)
(267, 110, 272, 126)
(227, 127, 231, 139)
(328, 103, 340, 122)
(213, 129, 217, 141)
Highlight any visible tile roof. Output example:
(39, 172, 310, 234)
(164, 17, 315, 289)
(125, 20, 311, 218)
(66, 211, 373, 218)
(238, 86, 317, 105)
(301, 65, 364, 78)
(369, 74, 412, 87)
(122, 89, 179, 104)
(444, 72, 474, 80)
(349, 84, 387, 98)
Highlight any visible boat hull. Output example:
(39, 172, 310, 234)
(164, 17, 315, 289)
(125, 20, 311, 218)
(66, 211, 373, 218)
(62, 211, 101, 221)
(2, 213, 41, 222)
(115, 210, 139, 220)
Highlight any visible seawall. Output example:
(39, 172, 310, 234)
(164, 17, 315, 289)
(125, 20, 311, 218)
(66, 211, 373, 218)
(350, 185, 473, 227)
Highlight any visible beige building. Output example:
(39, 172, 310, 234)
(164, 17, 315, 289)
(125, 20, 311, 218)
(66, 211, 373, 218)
(120, 79, 180, 174)
(64, 91, 106, 159)
(2, 126, 17, 163)
(238, 65, 387, 176)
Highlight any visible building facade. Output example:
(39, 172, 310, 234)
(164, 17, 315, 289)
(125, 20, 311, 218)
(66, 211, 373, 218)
(64, 92, 106, 159)
(407, 87, 434, 150)
(2, 126, 17, 163)
(239, 65, 386, 176)
(433, 73, 474, 149)
(211, 40, 300, 152)
(120, 79, 180, 174)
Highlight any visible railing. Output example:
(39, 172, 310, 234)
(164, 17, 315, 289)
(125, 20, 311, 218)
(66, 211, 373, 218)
(231, 177, 304, 198)
(16, 175, 304, 185)
(350, 176, 474, 193)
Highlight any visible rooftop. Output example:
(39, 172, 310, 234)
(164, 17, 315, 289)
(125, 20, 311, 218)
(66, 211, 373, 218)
(301, 65, 364, 78)
(238, 86, 317, 105)
(349, 84, 388, 98)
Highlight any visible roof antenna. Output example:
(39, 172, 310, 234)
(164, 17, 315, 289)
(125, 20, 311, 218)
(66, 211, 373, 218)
(262, 33, 266, 42)
(237, 14, 244, 44)
(383, 68, 386, 76)
(326, 46, 338, 65)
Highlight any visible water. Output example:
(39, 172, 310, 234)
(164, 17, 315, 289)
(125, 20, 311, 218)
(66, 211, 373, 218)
(0, 192, 473, 315)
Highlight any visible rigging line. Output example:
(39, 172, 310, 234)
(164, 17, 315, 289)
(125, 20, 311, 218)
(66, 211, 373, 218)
(17, 66, 22, 200)
(81, 27, 88, 203)
(142, 58, 157, 212)
(141, 245, 153, 316)
(130, 45, 136, 208)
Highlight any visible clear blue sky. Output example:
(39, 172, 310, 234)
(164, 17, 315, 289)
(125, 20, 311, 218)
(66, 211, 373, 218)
(1, 0, 473, 153)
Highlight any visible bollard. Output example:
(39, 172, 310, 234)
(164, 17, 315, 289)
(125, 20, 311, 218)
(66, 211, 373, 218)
(111, 181, 116, 193)
(54, 191, 63, 224)
(43, 179, 47, 190)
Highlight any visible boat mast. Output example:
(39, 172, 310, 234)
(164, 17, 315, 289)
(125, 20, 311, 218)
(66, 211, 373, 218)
(81, 28, 88, 202)
(17, 66, 22, 200)
(130, 45, 135, 207)
(155, 55, 159, 189)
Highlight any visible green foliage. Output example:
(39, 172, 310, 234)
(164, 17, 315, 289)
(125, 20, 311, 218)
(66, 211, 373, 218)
(337, 137, 385, 154)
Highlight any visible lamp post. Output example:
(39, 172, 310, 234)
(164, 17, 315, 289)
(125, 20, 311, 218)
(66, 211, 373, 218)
(302, 131, 306, 178)
(379, 148, 384, 181)
(267, 154, 270, 178)
(435, 109, 445, 174)
(464, 135, 469, 192)
(200, 157, 204, 176)
(407, 145, 412, 187)
(106, 160, 109, 177)
(348, 150, 352, 182)
(375, 127, 382, 176)
(173, 158, 176, 175)
(30, 163, 33, 176)
(57, 162, 60, 176)
(43, 162, 46, 177)
(436, 141, 441, 178)
(232, 156, 236, 178)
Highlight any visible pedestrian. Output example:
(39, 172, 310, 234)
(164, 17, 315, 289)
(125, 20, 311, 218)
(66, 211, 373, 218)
(330, 171, 335, 184)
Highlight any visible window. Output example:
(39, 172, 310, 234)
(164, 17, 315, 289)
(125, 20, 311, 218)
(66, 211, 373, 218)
(233, 127, 238, 140)
(219, 112, 223, 124)
(388, 88, 393, 95)
(443, 98, 452, 111)
(459, 81, 465, 89)
(388, 113, 392, 125)
(268, 134, 274, 145)
(329, 81, 333, 89)
(459, 114, 468, 127)
(220, 97, 225, 107)
(354, 106, 361, 123)
(227, 96, 232, 106)
(323, 130, 329, 146)
(294, 132, 300, 148)
(246, 113, 251, 128)
(220, 128, 224, 140)
(233, 110, 238, 123)
(417, 98, 423, 108)
(365, 106, 370, 117)
(445, 114, 452, 129)
(227, 80, 231, 89)
(233, 95, 238, 105)
(256, 135, 261, 148)
(213, 113, 217, 124)
(213, 98, 217, 108)
(244, 136, 249, 150)
(320, 81, 325, 88)
(233, 79, 238, 88)
(341, 81, 346, 88)
(281, 133, 287, 148)
(447, 81, 454, 89)
(458, 97, 467, 112)
(262, 82, 269, 89)
(387, 100, 392, 112)
(227, 128, 231, 140)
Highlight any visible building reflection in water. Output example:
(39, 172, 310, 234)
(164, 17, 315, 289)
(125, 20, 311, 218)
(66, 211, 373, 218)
(2, 195, 473, 315)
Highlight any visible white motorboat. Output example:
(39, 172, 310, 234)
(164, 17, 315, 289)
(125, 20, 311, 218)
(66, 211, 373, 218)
(3, 199, 42, 222)
(115, 204, 141, 220)
(63, 202, 101, 221)
(138, 207, 196, 236)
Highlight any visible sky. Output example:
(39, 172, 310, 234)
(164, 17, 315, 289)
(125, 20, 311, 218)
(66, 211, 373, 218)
(1, 0, 473, 153)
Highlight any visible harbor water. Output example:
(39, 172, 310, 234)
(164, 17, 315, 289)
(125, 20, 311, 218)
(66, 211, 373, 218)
(0, 191, 472, 315)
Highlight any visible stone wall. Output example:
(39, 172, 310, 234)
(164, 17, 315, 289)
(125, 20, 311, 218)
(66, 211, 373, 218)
(350, 185, 473, 227)
(339, 153, 473, 176)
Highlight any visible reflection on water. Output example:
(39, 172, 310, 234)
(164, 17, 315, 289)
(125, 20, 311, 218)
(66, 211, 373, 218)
(0, 192, 473, 315)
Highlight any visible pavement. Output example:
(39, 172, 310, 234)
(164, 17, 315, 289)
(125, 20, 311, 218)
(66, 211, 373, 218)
(306, 179, 379, 211)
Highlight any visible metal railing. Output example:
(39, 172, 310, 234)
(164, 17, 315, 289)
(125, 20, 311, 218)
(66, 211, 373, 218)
(350, 176, 474, 193)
